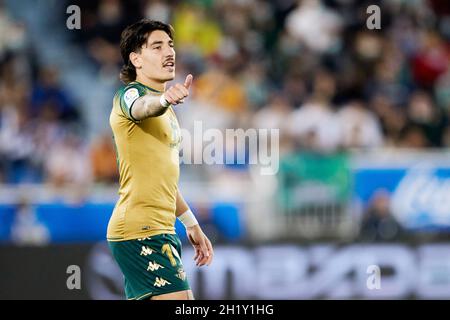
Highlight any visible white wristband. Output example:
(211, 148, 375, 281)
(160, 94, 171, 108)
(178, 209, 199, 228)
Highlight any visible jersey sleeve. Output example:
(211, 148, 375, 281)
(119, 84, 147, 122)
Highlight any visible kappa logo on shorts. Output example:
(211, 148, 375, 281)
(154, 277, 171, 287)
(140, 246, 153, 256)
(175, 268, 187, 281)
(137, 236, 152, 241)
(147, 261, 164, 272)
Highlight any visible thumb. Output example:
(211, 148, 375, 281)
(184, 74, 193, 89)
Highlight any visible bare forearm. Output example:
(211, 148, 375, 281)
(176, 191, 213, 267)
(131, 94, 168, 120)
(175, 190, 190, 217)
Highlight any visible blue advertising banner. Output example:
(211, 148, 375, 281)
(0, 202, 243, 243)
(354, 165, 450, 230)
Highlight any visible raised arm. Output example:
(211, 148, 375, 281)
(130, 74, 193, 121)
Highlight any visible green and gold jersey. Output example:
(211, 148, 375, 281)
(107, 81, 182, 241)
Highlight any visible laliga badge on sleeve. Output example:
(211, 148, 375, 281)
(124, 88, 140, 109)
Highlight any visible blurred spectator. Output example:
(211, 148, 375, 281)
(85, 0, 127, 43)
(368, 38, 411, 107)
(44, 130, 92, 188)
(435, 68, 450, 110)
(90, 132, 119, 184)
(173, 3, 222, 57)
(32, 99, 66, 175)
(0, 2, 27, 59)
(0, 83, 38, 183)
(253, 93, 292, 130)
(287, 69, 341, 152)
(253, 92, 294, 154)
(398, 124, 429, 148)
(242, 63, 269, 110)
(195, 64, 248, 113)
(443, 125, 450, 147)
(143, 0, 171, 23)
(406, 91, 447, 147)
(338, 99, 383, 149)
(10, 195, 49, 246)
(79, 0, 129, 81)
(411, 31, 449, 89)
(31, 67, 79, 122)
(359, 189, 404, 242)
(370, 93, 407, 146)
(285, 0, 342, 53)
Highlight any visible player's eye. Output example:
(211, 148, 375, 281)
(153, 46, 161, 50)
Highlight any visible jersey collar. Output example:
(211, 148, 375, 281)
(132, 81, 163, 94)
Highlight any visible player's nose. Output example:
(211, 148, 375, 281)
(163, 47, 175, 58)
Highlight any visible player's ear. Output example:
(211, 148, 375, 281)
(129, 52, 142, 69)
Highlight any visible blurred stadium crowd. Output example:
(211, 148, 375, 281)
(1, 0, 449, 185)
(0, 0, 449, 244)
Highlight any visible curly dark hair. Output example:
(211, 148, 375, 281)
(119, 19, 174, 84)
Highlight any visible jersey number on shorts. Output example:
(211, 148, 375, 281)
(162, 243, 177, 267)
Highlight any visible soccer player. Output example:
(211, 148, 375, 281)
(107, 19, 213, 300)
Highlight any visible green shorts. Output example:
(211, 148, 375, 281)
(108, 233, 190, 300)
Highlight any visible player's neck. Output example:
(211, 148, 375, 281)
(135, 76, 165, 93)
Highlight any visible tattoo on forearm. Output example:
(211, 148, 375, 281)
(132, 95, 168, 120)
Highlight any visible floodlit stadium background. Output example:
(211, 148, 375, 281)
(1, 0, 450, 299)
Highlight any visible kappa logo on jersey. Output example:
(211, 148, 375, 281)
(154, 277, 171, 287)
(147, 261, 164, 272)
(140, 246, 153, 256)
(124, 88, 140, 109)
